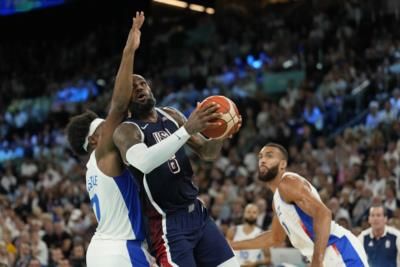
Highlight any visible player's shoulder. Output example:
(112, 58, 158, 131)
(161, 106, 185, 117)
(358, 227, 372, 238)
(278, 172, 312, 202)
(160, 106, 186, 125)
(282, 171, 304, 180)
(278, 172, 304, 190)
(115, 121, 142, 135)
(113, 121, 144, 143)
(386, 225, 400, 237)
(161, 106, 178, 113)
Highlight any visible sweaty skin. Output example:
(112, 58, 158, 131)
(231, 145, 332, 267)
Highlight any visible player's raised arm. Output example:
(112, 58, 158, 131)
(113, 103, 221, 174)
(230, 215, 286, 250)
(96, 12, 145, 156)
(278, 175, 332, 267)
(162, 105, 242, 161)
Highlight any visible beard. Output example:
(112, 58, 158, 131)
(258, 164, 279, 182)
(244, 218, 257, 225)
(129, 94, 156, 119)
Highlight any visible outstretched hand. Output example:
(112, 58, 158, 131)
(126, 11, 145, 52)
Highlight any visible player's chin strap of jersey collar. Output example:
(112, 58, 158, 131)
(83, 118, 105, 152)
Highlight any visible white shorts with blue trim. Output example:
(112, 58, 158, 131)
(86, 239, 152, 267)
(323, 232, 369, 267)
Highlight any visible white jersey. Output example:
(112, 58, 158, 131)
(273, 172, 369, 266)
(233, 225, 264, 264)
(85, 151, 145, 240)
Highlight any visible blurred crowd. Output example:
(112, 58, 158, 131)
(1, 0, 400, 266)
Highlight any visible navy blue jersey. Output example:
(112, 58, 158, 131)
(359, 226, 400, 267)
(126, 108, 198, 213)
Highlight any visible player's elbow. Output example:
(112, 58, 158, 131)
(317, 205, 332, 221)
(126, 156, 154, 174)
(135, 164, 153, 175)
(126, 153, 153, 174)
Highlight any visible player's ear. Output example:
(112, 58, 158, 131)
(280, 160, 287, 170)
(88, 135, 98, 147)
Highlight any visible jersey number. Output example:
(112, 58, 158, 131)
(153, 130, 181, 174)
(167, 155, 181, 174)
(90, 194, 101, 222)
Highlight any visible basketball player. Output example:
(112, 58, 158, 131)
(226, 203, 270, 266)
(65, 12, 151, 267)
(230, 143, 369, 267)
(112, 76, 241, 266)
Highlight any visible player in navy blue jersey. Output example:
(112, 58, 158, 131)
(113, 75, 241, 267)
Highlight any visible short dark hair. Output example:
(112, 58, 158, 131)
(369, 204, 388, 217)
(66, 110, 98, 156)
(265, 143, 289, 161)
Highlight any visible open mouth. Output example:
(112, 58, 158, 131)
(137, 93, 146, 102)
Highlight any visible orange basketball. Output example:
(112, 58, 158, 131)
(199, 95, 241, 139)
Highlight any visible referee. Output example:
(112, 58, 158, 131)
(358, 204, 400, 267)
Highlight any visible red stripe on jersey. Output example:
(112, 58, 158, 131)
(146, 204, 174, 267)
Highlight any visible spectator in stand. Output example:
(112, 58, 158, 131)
(365, 101, 381, 130)
(0, 241, 11, 267)
(31, 230, 48, 266)
(359, 205, 400, 267)
(379, 100, 398, 125)
(69, 242, 86, 267)
(15, 241, 33, 267)
(384, 185, 400, 213)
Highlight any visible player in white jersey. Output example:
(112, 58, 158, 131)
(66, 12, 152, 267)
(231, 143, 369, 267)
(226, 204, 269, 266)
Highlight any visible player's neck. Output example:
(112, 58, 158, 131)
(267, 170, 285, 193)
(243, 223, 256, 234)
(132, 108, 157, 122)
(372, 227, 385, 238)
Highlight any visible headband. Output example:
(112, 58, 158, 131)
(83, 118, 105, 152)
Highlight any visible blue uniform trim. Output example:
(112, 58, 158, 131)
(294, 205, 340, 245)
(114, 169, 145, 240)
(126, 240, 150, 267)
(334, 236, 365, 267)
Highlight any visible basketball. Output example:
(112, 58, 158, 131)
(199, 95, 241, 139)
